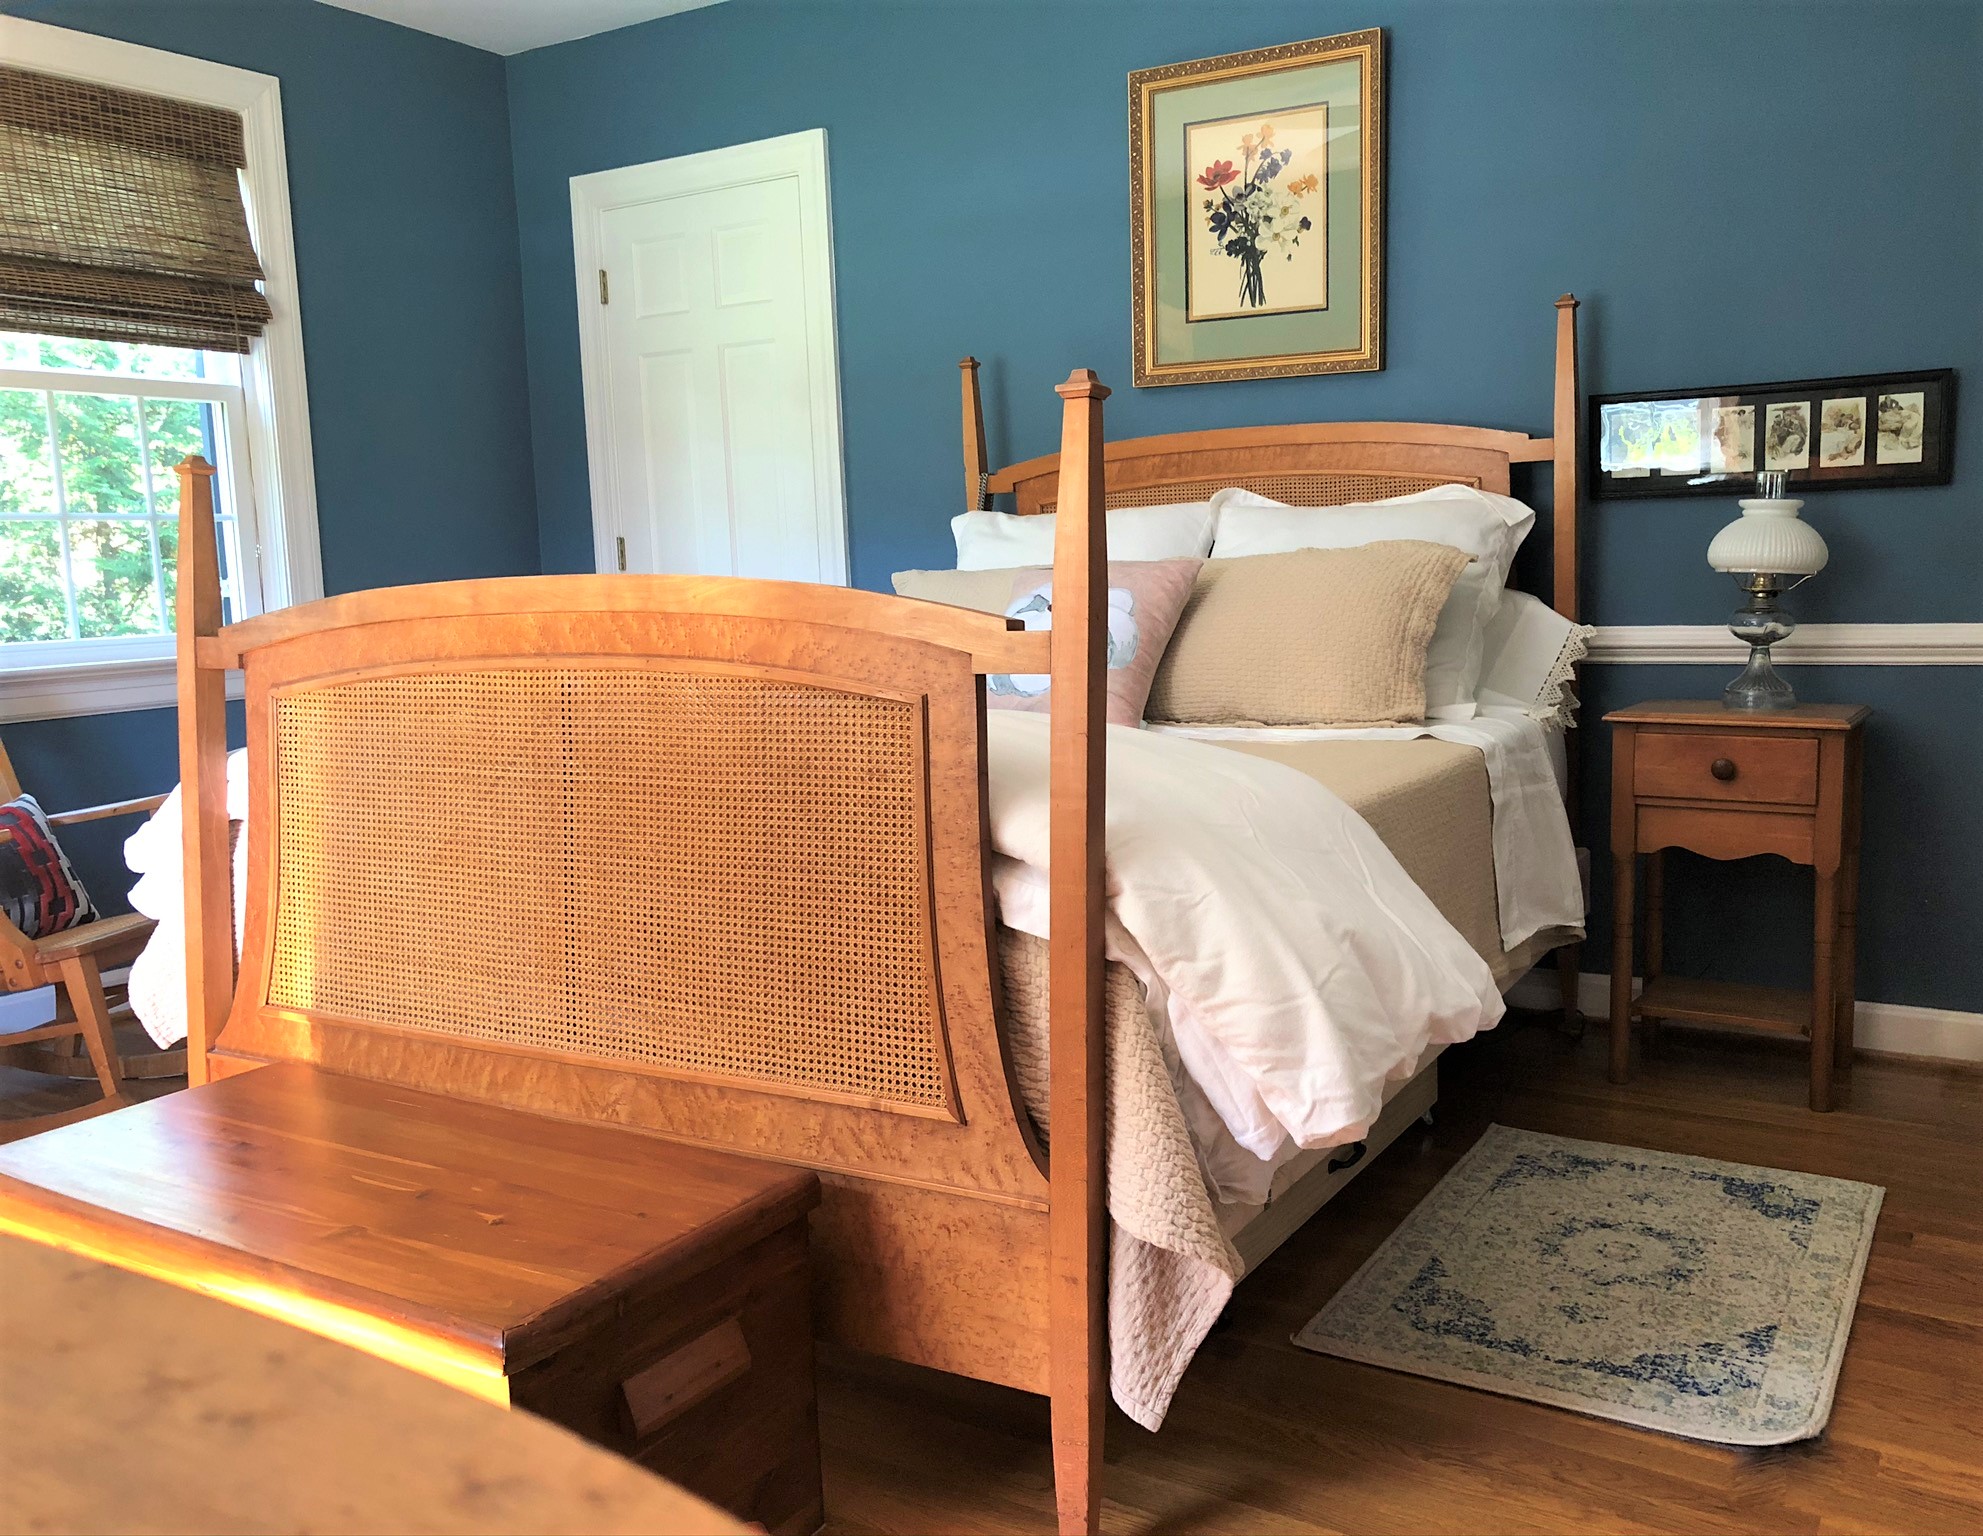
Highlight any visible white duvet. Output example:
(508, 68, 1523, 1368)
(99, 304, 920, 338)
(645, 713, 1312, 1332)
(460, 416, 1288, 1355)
(985, 714, 1504, 1160)
(127, 719, 1502, 1164)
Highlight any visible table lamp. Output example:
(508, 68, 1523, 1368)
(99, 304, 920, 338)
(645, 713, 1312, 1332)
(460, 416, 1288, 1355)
(1705, 470, 1829, 709)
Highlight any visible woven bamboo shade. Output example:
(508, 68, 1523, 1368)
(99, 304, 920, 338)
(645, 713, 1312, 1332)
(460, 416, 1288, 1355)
(0, 65, 271, 352)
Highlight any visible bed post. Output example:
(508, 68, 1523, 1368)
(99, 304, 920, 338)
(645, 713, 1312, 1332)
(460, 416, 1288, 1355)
(1551, 295, 1586, 1030)
(174, 455, 232, 1087)
(960, 357, 989, 511)
(1551, 295, 1580, 624)
(1047, 368, 1109, 1536)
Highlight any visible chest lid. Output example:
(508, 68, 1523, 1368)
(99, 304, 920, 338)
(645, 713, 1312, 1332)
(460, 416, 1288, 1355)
(0, 1063, 819, 1376)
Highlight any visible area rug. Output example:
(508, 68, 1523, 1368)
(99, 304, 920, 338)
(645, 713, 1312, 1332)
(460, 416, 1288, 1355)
(1293, 1124, 1882, 1444)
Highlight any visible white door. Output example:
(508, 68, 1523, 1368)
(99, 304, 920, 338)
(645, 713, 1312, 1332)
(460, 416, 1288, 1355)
(573, 131, 846, 583)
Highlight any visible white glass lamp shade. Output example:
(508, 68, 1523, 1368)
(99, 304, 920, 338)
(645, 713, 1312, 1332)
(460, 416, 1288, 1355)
(1706, 495, 1829, 576)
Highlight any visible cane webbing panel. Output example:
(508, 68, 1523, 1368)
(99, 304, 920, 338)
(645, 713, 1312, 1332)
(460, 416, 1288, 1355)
(267, 668, 953, 1112)
(1036, 472, 1471, 516)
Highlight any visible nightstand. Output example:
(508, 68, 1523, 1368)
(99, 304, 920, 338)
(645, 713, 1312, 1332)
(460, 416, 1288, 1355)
(1605, 700, 1869, 1111)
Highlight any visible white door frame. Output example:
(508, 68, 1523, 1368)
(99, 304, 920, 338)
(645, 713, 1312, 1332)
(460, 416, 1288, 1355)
(570, 129, 848, 584)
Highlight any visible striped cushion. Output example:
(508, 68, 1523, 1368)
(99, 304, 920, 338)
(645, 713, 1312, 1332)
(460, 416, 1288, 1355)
(0, 794, 98, 939)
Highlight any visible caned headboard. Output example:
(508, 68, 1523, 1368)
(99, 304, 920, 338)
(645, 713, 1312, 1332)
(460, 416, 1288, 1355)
(960, 295, 1582, 622)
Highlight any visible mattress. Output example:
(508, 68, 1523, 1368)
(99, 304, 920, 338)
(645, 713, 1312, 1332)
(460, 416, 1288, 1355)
(1212, 737, 1504, 968)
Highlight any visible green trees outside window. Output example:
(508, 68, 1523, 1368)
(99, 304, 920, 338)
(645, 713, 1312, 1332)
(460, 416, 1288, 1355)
(0, 334, 232, 646)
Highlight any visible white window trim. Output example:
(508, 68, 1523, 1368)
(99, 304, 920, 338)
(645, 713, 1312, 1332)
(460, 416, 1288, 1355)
(0, 16, 320, 723)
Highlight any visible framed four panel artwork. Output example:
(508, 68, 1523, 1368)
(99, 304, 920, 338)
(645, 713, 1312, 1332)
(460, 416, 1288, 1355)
(1129, 29, 1385, 387)
(1590, 369, 1956, 499)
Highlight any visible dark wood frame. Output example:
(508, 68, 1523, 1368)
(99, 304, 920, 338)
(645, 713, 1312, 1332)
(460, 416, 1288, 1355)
(1590, 368, 1955, 499)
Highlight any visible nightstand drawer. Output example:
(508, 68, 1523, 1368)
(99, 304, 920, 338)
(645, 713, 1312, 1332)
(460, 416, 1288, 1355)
(1635, 730, 1818, 805)
(1637, 804, 1814, 864)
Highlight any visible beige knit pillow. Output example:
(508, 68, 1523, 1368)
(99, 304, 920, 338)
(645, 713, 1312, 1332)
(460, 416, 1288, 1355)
(1146, 541, 1473, 727)
(891, 567, 1015, 613)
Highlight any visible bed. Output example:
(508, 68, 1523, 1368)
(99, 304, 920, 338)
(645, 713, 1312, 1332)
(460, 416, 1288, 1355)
(150, 298, 1585, 1536)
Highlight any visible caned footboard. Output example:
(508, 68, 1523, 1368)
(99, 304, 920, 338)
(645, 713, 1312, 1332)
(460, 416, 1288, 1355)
(178, 375, 1115, 1531)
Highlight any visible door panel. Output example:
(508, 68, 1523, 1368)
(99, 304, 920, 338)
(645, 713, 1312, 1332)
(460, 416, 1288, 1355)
(598, 174, 831, 581)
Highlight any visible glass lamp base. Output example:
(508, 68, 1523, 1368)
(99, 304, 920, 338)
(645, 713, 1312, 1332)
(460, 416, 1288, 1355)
(1724, 645, 1797, 709)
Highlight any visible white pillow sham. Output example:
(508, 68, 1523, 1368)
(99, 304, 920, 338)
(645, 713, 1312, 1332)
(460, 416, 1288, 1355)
(1207, 484, 1539, 720)
(1476, 588, 1596, 729)
(952, 501, 1217, 571)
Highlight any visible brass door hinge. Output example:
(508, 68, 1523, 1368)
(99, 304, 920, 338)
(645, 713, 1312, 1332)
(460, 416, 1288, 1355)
(598, 268, 609, 304)
(615, 535, 626, 571)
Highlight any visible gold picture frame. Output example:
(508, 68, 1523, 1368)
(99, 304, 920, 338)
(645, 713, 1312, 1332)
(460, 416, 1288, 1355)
(1130, 29, 1385, 387)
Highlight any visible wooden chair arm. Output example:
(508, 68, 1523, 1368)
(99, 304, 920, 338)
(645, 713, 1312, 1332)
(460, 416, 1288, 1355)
(31, 912, 157, 963)
(47, 794, 169, 827)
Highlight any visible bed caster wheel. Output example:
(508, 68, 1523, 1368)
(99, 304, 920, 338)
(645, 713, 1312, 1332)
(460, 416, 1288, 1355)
(1419, 1108, 1436, 1129)
(1556, 1006, 1586, 1041)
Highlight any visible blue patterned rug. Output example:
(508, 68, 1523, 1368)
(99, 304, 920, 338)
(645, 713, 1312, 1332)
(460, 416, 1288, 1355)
(1294, 1125, 1882, 1444)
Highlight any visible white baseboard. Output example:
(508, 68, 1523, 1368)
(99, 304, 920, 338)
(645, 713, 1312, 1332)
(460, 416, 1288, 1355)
(1507, 968, 1983, 1065)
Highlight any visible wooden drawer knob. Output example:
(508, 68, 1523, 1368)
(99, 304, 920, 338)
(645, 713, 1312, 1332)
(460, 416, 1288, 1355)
(1710, 757, 1738, 782)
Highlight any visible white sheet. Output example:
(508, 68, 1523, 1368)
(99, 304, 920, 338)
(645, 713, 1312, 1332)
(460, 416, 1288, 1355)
(1149, 705, 1584, 954)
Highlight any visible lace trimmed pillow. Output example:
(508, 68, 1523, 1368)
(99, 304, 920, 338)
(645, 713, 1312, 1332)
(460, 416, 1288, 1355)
(1476, 589, 1597, 728)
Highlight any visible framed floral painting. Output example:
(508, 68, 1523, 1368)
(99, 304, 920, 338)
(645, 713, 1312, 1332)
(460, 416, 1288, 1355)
(1130, 29, 1385, 387)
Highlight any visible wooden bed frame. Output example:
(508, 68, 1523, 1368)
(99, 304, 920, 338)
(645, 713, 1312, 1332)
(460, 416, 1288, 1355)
(173, 299, 1581, 1536)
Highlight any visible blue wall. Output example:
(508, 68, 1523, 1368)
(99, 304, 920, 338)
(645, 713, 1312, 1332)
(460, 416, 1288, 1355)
(1, 0, 539, 908)
(5, 1, 1974, 1013)
(506, 0, 1980, 1011)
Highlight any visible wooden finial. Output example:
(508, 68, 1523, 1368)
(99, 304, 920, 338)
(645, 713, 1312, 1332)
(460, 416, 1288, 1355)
(1554, 292, 1579, 310)
(1054, 368, 1111, 402)
(960, 358, 988, 510)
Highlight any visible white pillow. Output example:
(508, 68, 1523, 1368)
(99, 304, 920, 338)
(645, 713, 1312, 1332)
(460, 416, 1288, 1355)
(1209, 483, 1534, 585)
(952, 501, 1217, 571)
(1207, 484, 1539, 720)
(1476, 589, 1595, 729)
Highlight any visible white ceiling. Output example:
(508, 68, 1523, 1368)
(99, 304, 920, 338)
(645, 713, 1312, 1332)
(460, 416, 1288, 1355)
(315, 0, 726, 55)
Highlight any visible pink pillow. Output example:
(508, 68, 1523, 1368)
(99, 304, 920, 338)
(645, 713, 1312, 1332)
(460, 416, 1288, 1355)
(986, 558, 1203, 726)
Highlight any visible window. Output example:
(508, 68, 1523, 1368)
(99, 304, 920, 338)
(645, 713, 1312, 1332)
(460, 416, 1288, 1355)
(1, 331, 259, 658)
(0, 17, 319, 722)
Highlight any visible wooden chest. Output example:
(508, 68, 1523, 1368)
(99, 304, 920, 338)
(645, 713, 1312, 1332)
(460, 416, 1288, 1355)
(0, 1064, 824, 1536)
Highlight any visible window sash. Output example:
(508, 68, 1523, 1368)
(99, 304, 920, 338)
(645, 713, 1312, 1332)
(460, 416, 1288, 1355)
(1, 360, 259, 659)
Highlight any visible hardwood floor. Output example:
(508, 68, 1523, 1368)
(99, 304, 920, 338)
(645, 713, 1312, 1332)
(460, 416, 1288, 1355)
(1, 1016, 1973, 1533)
(817, 1019, 1983, 1535)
